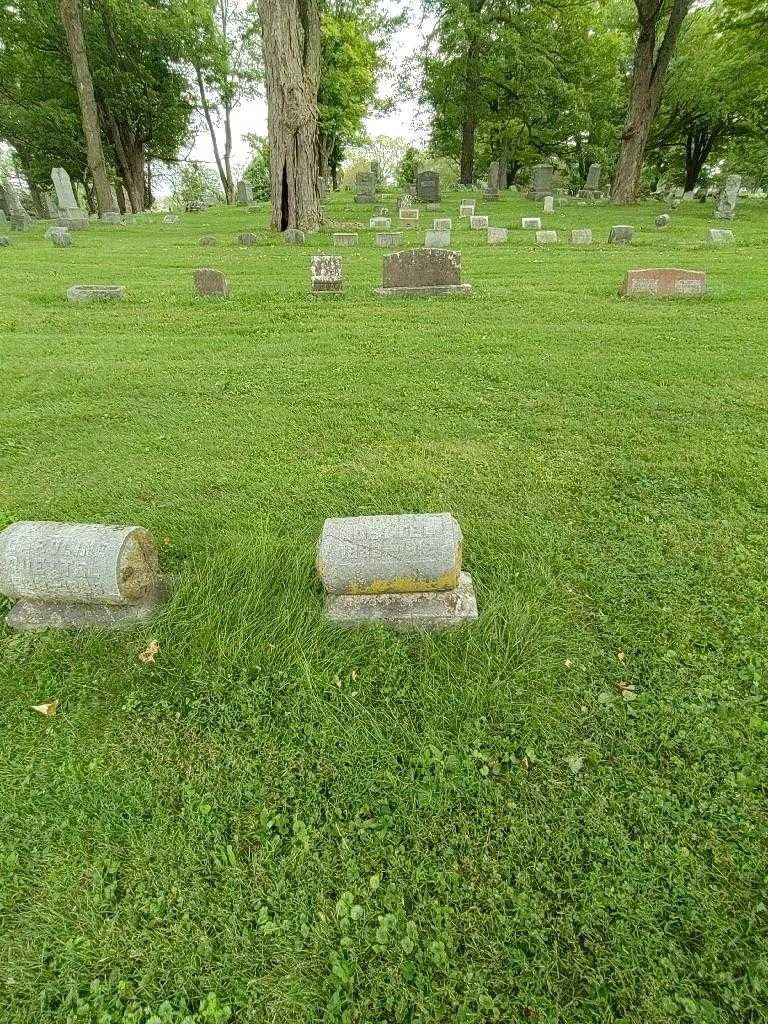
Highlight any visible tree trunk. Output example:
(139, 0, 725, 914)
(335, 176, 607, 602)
(223, 101, 234, 203)
(459, 36, 481, 185)
(27, 180, 46, 219)
(195, 65, 233, 203)
(611, 0, 691, 204)
(684, 127, 717, 191)
(59, 0, 117, 216)
(257, 0, 322, 232)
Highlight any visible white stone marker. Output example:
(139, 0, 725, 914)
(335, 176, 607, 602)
(424, 229, 450, 247)
(433, 218, 452, 230)
(487, 227, 508, 244)
(570, 228, 593, 244)
(66, 285, 126, 302)
(0, 522, 167, 631)
(370, 217, 391, 229)
(316, 513, 477, 632)
(708, 228, 734, 244)
(470, 215, 489, 229)
(163, 215, 179, 224)
(375, 232, 403, 247)
(543, 196, 554, 214)
(311, 255, 342, 293)
(459, 202, 475, 217)
(521, 217, 541, 230)
(609, 225, 634, 243)
(536, 230, 558, 244)
(333, 233, 358, 246)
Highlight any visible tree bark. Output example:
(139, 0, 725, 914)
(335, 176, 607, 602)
(683, 127, 717, 191)
(195, 65, 234, 203)
(611, 0, 691, 204)
(59, 0, 117, 216)
(459, 35, 481, 185)
(257, 0, 322, 232)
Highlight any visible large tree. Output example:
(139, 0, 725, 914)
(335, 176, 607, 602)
(611, 0, 692, 204)
(257, 0, 322, 232)
(59, 0, 117, 214)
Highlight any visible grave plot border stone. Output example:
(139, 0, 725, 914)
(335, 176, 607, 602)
(66, 285, 126, 302)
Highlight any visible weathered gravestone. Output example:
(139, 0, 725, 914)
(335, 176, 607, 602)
(655, 214, 670, 229)
(333, 233, 358, 247)
(11, 211, 33, 231)
(283, 228, 305, 244)
(66, 285, 126, 302)
(714, 175, 741, 220)
(484, 161, 500, 200)
(370, 217, 391, 229)
(238, 232, 257, 246)
(0, 521, 167, 631)
(316, 513, 478, 632)
(376, 232, 403, 247)
(236, 180, 253, 205)
(415, 170, 440, 203)
(424, 229, 450, 247)
(194, 269, 229, 297)
(577, 163, 602, 198)
(621, 268, 707, 298)
(709, 228, 734, 244)
(543, 195, 554, 214)
(49, 227, 72, 247)
(311, 255, 343, 294)
(521, 217, 542, 230)
(609, 225, 634, 244)
(487, 227, 508, 244)
(375, 248, 471, 298)
(42, 191, 58, 219)
(536, 230, 558, 244)
(100, 212, 123, 225)
(470, 215, 488, 229)
(527, 164, 555, 199)
(199, 236, 217, 247)
(354, 171, 376, 204)
(2, 176, 32, 230)
(399, 208, 419, 225)
(163, 214, 179, 225)
(459, 201, 475, 218)
(51, 167, 78, 211)
(570, 228, 592, 244)
(434, 218, 452, 230)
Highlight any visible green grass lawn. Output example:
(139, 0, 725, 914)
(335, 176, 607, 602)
(1, 192, 767, 1024)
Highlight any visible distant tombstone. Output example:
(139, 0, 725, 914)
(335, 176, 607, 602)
(311, 255, 343, 294)
(283, 228, 305, 243)
(354, 171, 376, 204)
(433, 218, 452, 230)
(527, 164, 555, 199)
(521, 217, 542, 230)
(51, 167, 79, 211)
(199, 236, 217, 247)
(424, 229, 450, 247)
(49, 227, 72, 248)
(714, 175, 741, 220)
(484, 161, 500, 200)
(42, 191, 58, 219)
(370, 217, 391, 229)
(543, 195, 554, 214)
(66, 285, 126, 302)
(585, 163, 601, 190)
(194, 268, 229, 297)
(709, 228, 734, 244)
(316, 513, 477, 632)
(399, 208, 419, 225)
(163, 214, 179, 224)
(621, 268, 706, 298)
(11, 210, 32, 231)
(375, 248, 471, 298)
(469, 215, 488, 229)
(375, 232, 403, 247)
(608, 225, 634, 244)
(655, 214, 670, 229)
(487, 227, 508, 244)
(415, 170, 440, 203)
(100, 212, 123, 225)
(570, 228, 592, 245)
(0, 521, 167, 632)
(238, 232, 257, 246)
(236, 180, 253, 205)
(536, 230, 558, 244)
(333, 233, 358, 247)
(459, 202, 475, 218)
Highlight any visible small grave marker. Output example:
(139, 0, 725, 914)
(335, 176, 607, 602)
(570, 228, 592, 244)
(194, 268, 229, 297)
(375, 248, 471, 298)
(334, 233, 358, 246)
(609, 225, 634, 244)
(199, 236, 217, 247)
(370, 217, 391, 229)
(433, 218, 452, 230)
(66, 285, 125, 302)
(655, 215, 670, 229)
(311, 255, 343, 294)
(470, 215, 489, 229)
(521, 217, 541, 230)
(536, 230, 558, 244)
(487, 227, 508, 244)
(238, 232, 257, 246)
(621, 268, 707, 298)
(543, 196, 554, 214)
(708, 228, 734, 244)
(375, 232, 402, 247)
(283, 228, 305, 243)
(424, 229, 450, 247)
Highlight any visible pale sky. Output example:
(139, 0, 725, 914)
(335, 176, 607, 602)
(187, 5, 430, 177)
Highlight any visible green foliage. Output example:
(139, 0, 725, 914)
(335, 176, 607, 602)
(1, 194, 768, 1021)
(241, 134, 271, 201)
(395, 145, 420, 187)
(168, 162, 222, 209)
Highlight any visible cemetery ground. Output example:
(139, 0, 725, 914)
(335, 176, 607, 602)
(1, 192, 767, 1024)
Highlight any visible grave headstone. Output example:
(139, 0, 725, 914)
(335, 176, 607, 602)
(238, 232, 257, 246)
(708, 228, 734, 244)
(586, 163, 601, 189)
(609, 225, 633, 244)
(11, 210, 32, 231)
(42, 191, 58, 219)
(655, 214, 670, 229)
(536, 230, 558, 244)
(433, 218, 452, 230)
(66, 285, 126, 302)
(399, 208, 419, 225)
(487, 227, 508, 244)
(415, 170, 440, 203)
(0, 521, 167, 632)
(283, 228, 305, 243)
(163, 214, 179, 224)
(527, 163, 555, 199)
(333, 233, 358, 247)
(521, 217, 542, 230)
(194, 268, 229, 297)
(714, 175, 741, 220)
(543, 195, 554, 214)
(376, 232, 403, 247)
(100, 212, 123, 225)
(370, 217, 391, 229)
(375, 248, 472, 298)
(459, 202, 475, 218)
(484, 161, 500, 200)
(424, 229, 450, 247)
(354, 171, 376, 204)
(316, 513, 477, 632)
(621, 268, 707, 298)
(311, 255, 343, 294)
(236, 180, 253, 205)
(570, 228, 592, 244)
(199, 236, 217, 247)
(51, 167, 78, 211)
(470, 215, 488, 229)
(49, 227, 72, 247)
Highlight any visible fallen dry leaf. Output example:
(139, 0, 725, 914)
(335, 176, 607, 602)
(31, 701, 58, 717)
(520, 755, 530, 771)
(138, 640, 160, 664)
